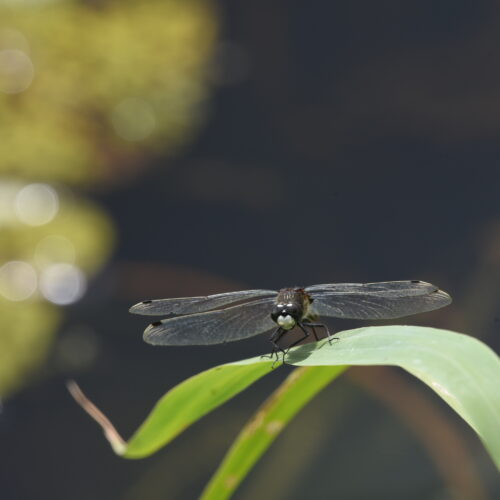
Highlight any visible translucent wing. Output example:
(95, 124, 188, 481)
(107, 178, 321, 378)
(143, 297, 277, 346)
(129, 289, 277, 316)
(306, 281, 438, 295)
(308, 281, 451, 319)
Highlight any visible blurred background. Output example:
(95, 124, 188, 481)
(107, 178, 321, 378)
(0, 0, 499, 499)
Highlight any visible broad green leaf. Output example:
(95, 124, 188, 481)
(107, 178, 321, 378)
(69, 325, 499, 480)
(286, 325, 500, 469)
(124, 360, 275, 458)
(200, 326, 499, 500)
(200, 365, 347, 500)
(68, 359, 276, 458)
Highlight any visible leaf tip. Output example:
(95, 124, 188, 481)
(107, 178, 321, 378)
(66, 379, 127, 456)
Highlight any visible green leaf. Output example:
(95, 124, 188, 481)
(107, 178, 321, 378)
(67, 358, 276, 458)
(69, 324, 499, 484)
(200, 326, 499, 499)
(124, 359, 275, 458)
(286, 325, 500, 469)
(200, 365, 347, 500)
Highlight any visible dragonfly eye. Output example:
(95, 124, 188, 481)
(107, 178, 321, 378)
(271, 304, 299, 321)
(271, 306, 283, 321)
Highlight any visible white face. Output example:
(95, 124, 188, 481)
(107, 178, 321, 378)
(277, 314, 296, 330)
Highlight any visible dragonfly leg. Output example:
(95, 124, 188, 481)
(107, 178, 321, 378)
(309, 324, 319, 341)
(262, 327, 288, 365)
(284, 323, 310, 354)
(302, 322, 337, 345)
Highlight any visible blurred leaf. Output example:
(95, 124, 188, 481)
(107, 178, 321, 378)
(0, 181, 115, 396)
(200, 365, 346, 500)
(0, 0, 217, 185)
(0, 300, 59, 398)
(0, 182, 114, 276)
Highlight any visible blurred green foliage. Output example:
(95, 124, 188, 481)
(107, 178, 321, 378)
(0, 300, 59, 398)
(0, 0, 217, 185)
(0, 183, 115, 396)
(0, 182, 114, 272)
(0, 0, 217, 397)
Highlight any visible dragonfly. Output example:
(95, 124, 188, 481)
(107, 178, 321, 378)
(130, 280, 451, 357)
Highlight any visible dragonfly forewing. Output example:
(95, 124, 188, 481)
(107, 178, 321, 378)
(305, 280, 440, 295)
(130, 289, 277, 316)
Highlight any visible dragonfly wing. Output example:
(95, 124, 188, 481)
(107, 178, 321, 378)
(309, 282, 451, 320)
(130, 289, 277, 316)
(143, 297, 277, 345)
(306, 281, 440, 295)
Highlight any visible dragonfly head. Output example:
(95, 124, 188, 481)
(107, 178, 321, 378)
(271, 303, 300, 330)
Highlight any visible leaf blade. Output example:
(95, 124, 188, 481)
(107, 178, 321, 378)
(124, 360, 275, 458)
(200, 365, 347, 500)
(287, 325, 500, 469)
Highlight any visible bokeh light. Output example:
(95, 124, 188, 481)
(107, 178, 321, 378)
(39, 263, 86, 305)
(0, 260, 37, 301)
(0, 180, 114, 275)
(14, 183, 59, 226)
(0, 48, 34, 94)
(0, 180, 114, 397)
